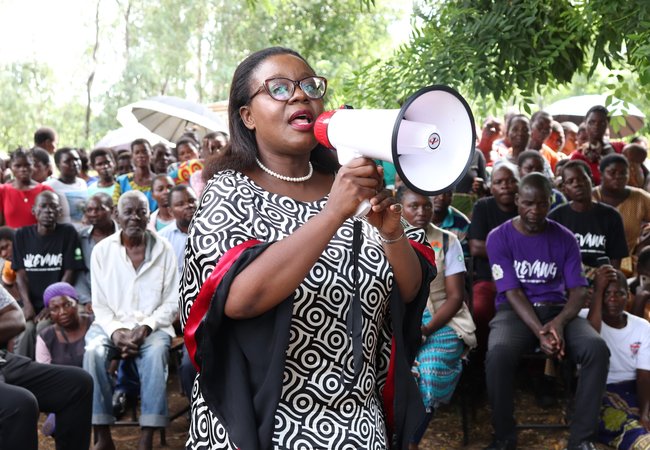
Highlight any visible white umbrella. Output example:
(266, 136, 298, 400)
(545, 94, 645, 138)
(94, 125, 170, 152)
(117, 96, 228, 143)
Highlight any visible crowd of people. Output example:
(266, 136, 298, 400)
(1, 45, 650, 450)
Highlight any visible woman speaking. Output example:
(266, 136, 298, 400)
(181, 47, 436, 450)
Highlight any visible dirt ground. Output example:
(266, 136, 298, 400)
(37, 368, 611, 450)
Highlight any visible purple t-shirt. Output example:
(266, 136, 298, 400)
(486, 219, 587, 309)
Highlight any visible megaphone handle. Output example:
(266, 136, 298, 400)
(355, 200, 372, 218)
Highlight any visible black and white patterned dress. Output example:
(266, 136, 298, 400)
(181, 170, 422, 449)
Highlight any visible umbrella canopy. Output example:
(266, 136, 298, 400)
(117, 96, 228, 143)
(94, 125, 170, 152)
(545, 94, 645, 138)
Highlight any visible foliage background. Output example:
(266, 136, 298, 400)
(1, 0, 649, 152)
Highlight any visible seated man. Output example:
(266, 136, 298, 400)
(13, 190, 85, 358)
(549, 160, 628, 274)
(0, 283, 92, 450)
(484, 173, 609, 450)
(159, 184, 198, 398)
(83, 190, 179, 450)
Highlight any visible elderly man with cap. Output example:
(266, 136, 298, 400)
(83, 190, 178, 450)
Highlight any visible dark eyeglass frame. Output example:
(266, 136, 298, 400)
(249, 76, 328, 102)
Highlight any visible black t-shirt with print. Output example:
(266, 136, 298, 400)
(468, 197, 518, 281)
(12, 223, 85, 312)
(548, 202, 628, 267)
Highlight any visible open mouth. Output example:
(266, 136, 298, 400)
(289, 110, 314, 125)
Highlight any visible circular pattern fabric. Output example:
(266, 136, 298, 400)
(181, 170, 413, 449)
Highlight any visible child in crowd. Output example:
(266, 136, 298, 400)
(87, 148, 117, 197)
(148, 174, 174, 231)
(152, 143, 176, 174)
(115, 150, 135, 176)
(0, 148, 54, 228)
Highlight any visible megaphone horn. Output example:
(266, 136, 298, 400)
(314, 85, 476, 214)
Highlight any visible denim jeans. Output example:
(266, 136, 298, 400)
(83, 323, 171, 427)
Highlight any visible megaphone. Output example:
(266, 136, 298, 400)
(314, 85, 476, 216)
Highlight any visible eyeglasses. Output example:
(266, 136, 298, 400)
(249, 76, 327, 102)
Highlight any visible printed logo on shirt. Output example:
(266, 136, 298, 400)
(491, 264, 504, 280)
(513, 259, 557, 283)
(74, 247, 83, 261)
(574, 232, 606, 253)
(23, 253, 63, 270)
(631, 341, 641, 358)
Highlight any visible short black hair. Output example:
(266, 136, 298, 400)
(53, 147, 78, 168)
(599, 153, 628, 174)
(560, 159, 593, 182)
(33, 127, 56, 146)
(530, 110, 552, 124)
(9, 147, 32, 164)
(168, 184, 193, 204)
(88, 191, 114, 208)
(517, 150, 545, 167)
(0, 226, 15, 242)
(130, 139, 151, 153)
(29, 147, 51, 166)
(519, 172, 552, 198)
(586, 105, 609, 122)
(151, 173, 173, 189)
(89, 148, 115, 167)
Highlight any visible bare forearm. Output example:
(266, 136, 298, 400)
(587, 287, 604, 332)
(15, 271, 31, 307)
(382, 235, 422, 303)
(61, 269, 76, 285)
(555, 287, 587, 327)
(424, 274, 464, 334)
(0, 304, 25, 346)
(469, 239, 487, 258)
(225, 210, 343, 319)
(507, 289, 543, 334)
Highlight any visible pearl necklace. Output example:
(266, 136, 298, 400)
(255, 158, 313, 183)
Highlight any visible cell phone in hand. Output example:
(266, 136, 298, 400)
(595, 256, 611, 267)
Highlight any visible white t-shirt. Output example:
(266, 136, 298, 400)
(44, 178, 89, 227)
(579, 309, 650, 384)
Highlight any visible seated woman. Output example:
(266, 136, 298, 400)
(36, 282, 92, 367)
(397, 186, 477, 449)
(468, 160, 519, 360)
(592, 154, 650, 275)
(581, 266, 650, 450)
(35, 281, 93, 437)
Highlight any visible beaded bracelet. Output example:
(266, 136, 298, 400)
(378, 230, 405, 244)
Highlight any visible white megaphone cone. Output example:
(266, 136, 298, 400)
(314, 85, 476, 216)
